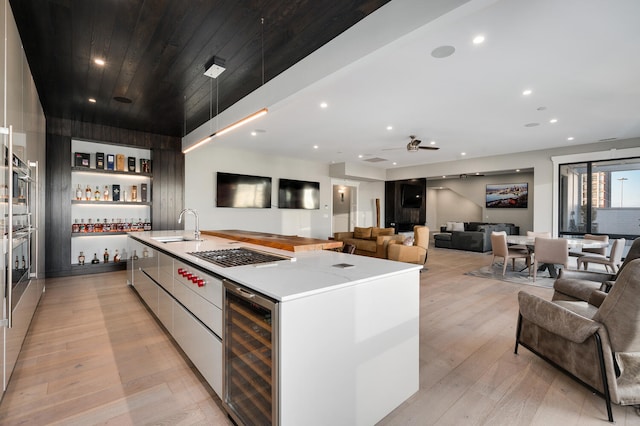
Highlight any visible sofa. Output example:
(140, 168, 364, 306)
(433, 222, 520, 252)
(334, 227, 405, 258)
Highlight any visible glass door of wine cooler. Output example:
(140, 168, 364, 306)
(223, 280, 279, 426)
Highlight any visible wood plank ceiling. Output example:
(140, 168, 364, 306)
(9, 0, 390, 138)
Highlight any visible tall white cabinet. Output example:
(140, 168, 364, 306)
(0, 0, 46, 397)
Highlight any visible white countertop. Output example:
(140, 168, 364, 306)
(129, 230, 421, 302)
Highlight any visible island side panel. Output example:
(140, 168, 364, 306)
(279, 270, 420, 426)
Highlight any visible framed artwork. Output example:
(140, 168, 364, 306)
(486, 183, 528, 208)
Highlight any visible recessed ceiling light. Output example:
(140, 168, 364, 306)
(386, 125, 393, 130)
(251, 131, 257, 136)
(472, 35, 485, 44)
(461, 152, 466, 156)
(567, 136, 574, 141)
(430, 141, 436, 145)
(549, 118, 558, 123)
(392, 162, 397, 165)
(522, 89, 532, 96)
(313, 145, 319, 149)
(358, 154, 363, 158)
(320, 102, 328, 108)
(94, 58, 105, 66)
(475, 172, 481, 175)
(88, 98, 96, 103)
(442, 175, 446, 178)
(516, 169, 520, 172)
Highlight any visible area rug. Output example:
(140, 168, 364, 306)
(465, 264, 555, 288)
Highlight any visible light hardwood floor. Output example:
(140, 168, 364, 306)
(1, 247, 639, 425)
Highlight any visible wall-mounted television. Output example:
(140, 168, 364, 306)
(278, 178, 320, 209)
(486, 183, 528, 208)
(401, 184, 423, 208)
(216, 172, 272, 208)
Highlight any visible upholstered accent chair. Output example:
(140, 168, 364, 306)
(490, 231, 531, 275)
(553, 238, 640, 303)
(569, 233, 609, 268)
(578, 238, 625, 273)
(388, 226, 429, 266)
(532, 237, 568, 281)
(515, 259, 640, 422)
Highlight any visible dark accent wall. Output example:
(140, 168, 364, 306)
(45, 117, 184, 277)
(385, 178, 426, 232)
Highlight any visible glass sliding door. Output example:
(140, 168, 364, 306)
(559, 157, 640, 239)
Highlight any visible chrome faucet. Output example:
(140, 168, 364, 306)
(178, 208, 200, 240)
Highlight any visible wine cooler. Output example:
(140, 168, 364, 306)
(223, 279, 279, 425)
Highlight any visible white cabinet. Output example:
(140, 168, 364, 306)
(71, 139, 152, 272)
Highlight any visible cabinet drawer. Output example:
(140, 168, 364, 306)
(158, 285, 173, 332)
(173, 281, 222, 337)
(134, 270, 158, 314)
(174, 303, 222, 397)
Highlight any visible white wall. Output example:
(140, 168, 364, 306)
(185, 145, 334, 239)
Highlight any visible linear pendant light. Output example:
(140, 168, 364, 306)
(183, 107, 268, 154)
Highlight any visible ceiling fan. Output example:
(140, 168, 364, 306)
(406, 135, 440, 152)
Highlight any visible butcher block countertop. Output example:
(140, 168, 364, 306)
(201, 229, 343, 252)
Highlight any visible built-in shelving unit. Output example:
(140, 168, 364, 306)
(70, 139, 152, 273)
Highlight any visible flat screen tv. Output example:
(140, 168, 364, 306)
(401, 184, 423, 208)
(278, 178, 320, 209)
(216, 172, 272, 208)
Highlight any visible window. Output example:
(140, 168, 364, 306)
(559, 157, 640, 239)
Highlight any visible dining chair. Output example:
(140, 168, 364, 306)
(533, 237, 568, 281)
(569, 234, 609, 268)
(490, 231, 531, 275)
(578, 238, 626, 273)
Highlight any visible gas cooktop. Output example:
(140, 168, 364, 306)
(188, 247, 292, 268)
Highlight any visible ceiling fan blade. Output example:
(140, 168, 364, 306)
(418, 146, 440, 150)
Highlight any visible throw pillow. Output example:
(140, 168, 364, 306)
(403, 236, 414, 246)
(372, 227, 394, 237)
(446, 221, 455, 231)
(452, 222, 465, 232)
(353, 227, 372, 239)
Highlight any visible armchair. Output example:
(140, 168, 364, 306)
(388, 226, 429, 265)
(553, 237, 640, 303)
(516, 259, 640, 422)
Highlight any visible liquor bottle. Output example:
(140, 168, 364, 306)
(85, 184, 92, 200)
(72, 219, 80, 233)
(79, 218, 86, 233)
(91, 253, 100, 264)
(15, 255, 19, 269)
(86, 218, 94, 233)
(94, 186, 101, 201)
(103, 185, 109, 201)
(75, 184, 83, 200)
(142, 247, 149, 258)
(131, 185, 137, 202)
(132, 250, 139, 260)
(94, 218, 102, 232)
(21, 256, 26, 269)
(103, 248, 109, 263)
(78, 251, 85, 265)
(103, 218, 110, 233)
(113, 249, 120, 263)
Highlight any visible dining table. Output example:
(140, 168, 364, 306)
(505, 235, 610, 277)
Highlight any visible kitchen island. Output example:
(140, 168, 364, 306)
(128, 230, 420, 426)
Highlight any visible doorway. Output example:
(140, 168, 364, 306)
(332, 184, 357, 233)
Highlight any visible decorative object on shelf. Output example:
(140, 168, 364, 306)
(113, 249, 120, 263)
(141, 183, 148, 202)
(85, 184, 92, 200)
(75, 184, 82, 200)
(128, 156, 136, 172)
(142, 247, 149, 258)
(94, 186, 101, 201)
(116, 154, 125, 171)
(103, 185, 109, 201)
(140, 158, 151, 173)
(72, 219, 79, 233)
(106, 154, 115, 170)
(112, 184, 120, 201)
(15, 255, 18, 269)
(96, 152, 105, 169)
(132, 250, 139, 260)
(78, 251, 85, 265)
(74, 152, 90, 167)
(79, 219, 86, 233)
(131, 185, 137, 202)
(103, 248, 109, 263)
(122, 190, 127, 202)
(91, 253, 100, 264)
